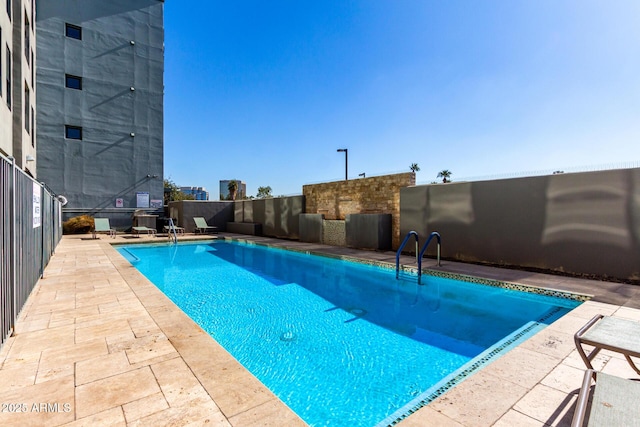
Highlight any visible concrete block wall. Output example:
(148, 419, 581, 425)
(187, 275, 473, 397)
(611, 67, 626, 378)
(303, 172, 415, 249)
(346, 214, 392, 250)
(169, 200, 234, 233)
(233, 195, 304, 240)
(299, 214, 324, 243)
(400, 168, 640, 282)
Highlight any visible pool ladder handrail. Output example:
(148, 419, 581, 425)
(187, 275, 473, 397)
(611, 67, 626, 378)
(396, 231, 441, 284)
(396, 231, 419, 279)
(168, 218, 178, 244)
(420, 232, 441, 263)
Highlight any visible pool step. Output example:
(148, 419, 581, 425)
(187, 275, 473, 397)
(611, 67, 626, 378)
(396, 269, 421, 283)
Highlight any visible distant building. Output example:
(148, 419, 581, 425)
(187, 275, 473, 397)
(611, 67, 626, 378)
(219, 179, 246, 200)
(180, 186, 209, 201)
(0, 0, 37, 177)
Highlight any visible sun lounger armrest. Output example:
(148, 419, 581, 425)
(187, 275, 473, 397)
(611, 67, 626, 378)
(574, 314, 605, 369)
(571, 369, 594, 427)
(574, 314, 605, 343)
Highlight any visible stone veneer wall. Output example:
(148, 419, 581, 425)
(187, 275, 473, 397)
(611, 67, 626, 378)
(303, 172, 415, 249)
(322, 220, 346, 246)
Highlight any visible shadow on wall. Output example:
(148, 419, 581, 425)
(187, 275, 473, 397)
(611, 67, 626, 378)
(37, 0, 161, 23)
(233, 196, 304, 240)
(542, 172, 633, 248)
(400, 168, 640, 281)
(428, 182, 474, 225)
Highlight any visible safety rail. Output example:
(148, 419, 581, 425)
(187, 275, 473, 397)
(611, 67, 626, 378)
(168, 218, 178, 244)
(396, 231, 419, 279)
(1, 154, 63, 352)
(418, 232, 441, 284)
(395, 231, 441, 284)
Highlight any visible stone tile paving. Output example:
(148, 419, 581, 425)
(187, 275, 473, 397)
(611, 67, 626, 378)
(0, 233, 638, 426)
(0, 235, 303, 426)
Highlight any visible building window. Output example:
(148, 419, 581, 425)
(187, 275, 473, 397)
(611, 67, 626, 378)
(6, 0, 10, 21)
(6, 45, 10, 110)
(24, 83, 29, 133)
(65, 23, 81, 40)
(65, 74, 82, 90)
(24, 13, 29, 64)
(65, 125, 82, 140)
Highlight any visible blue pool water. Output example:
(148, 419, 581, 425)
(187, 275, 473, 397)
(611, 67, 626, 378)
(117, 240, 581, 427)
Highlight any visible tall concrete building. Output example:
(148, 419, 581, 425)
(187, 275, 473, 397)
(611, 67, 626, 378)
(0, 0, 37, 176)
(35, 0, 164, 226)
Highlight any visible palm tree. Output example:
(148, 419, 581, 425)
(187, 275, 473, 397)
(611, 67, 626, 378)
(256, 186, 272, 199)
(437, 170, 452, 183)
(227, 180, 238, 200)
(410, 163, 420, 173)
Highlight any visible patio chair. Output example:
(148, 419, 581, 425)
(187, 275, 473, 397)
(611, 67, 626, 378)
(193, 217, 218, 234)
(574, 314, 640, 375)
(93, 218, 116, 239)
(132, 226, 157, 237)
(571, 369, 640, 427)
(163, 224, 185, 235)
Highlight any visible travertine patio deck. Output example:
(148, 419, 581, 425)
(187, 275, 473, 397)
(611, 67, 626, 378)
(1, 233, 639, 426)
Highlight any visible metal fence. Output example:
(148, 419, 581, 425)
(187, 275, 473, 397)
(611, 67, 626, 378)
(1, 153, 63, 350)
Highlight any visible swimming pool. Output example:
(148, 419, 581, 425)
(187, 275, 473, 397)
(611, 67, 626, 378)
(117, 240, 582, 426)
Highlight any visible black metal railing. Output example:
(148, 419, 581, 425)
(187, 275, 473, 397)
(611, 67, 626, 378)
(1, 154, 63, 350)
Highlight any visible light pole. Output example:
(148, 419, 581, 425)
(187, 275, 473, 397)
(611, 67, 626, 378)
(337, 148, 348, 181)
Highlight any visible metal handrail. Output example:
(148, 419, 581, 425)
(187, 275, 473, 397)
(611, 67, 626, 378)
(396, 231, 442, 284)
(168, 218, 178, 244)
(418, 232, 441, 284)
(396, 231, 419, 279)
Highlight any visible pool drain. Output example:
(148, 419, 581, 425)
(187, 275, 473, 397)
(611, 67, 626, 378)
(348, 308, 367, 316)
(280, 331, 296, 342)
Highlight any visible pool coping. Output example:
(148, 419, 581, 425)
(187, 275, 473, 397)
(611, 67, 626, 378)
(1, 233, 639, 426)
(117, 235, 594, 304)
(216, 236, 592, 304)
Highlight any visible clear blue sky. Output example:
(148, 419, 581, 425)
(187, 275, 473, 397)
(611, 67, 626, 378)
(164, 1, 640, 199)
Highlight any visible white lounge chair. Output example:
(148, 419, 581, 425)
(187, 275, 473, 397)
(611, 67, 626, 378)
(132, 226, 156, 237)
(574, 314, 640, 375)
(93, 218, 116, 239)
(572, 369, 640, 426)
(193, 217, 218, 234)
